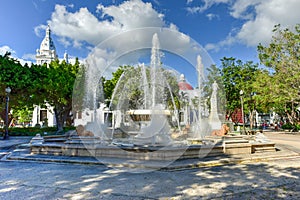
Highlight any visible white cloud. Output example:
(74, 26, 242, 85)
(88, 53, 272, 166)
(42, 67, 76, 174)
(0, 45, 32, 66)
(96, 0, 165, 31)
(230, 0, 260, 19)
(204, 0, 300, 51)
(34, 24, 47, 37)
(47, 5, 107, 46)
(36, 0, 212, 78)
(39, 0, 166, 49)
(22, 53, 36, 61)
(58, 37, 72, 48)
(204, 43, 218, 51)
(236, 0, 300, 46)
(67, 4, 74, 9)
(206, 13, 219, 20)
(205, 34, 236, 52)
(0, 45, 16, 56)
(186, 7, 204, 14)
(169, 23, 179, 31)
(186, 0, 231, 14)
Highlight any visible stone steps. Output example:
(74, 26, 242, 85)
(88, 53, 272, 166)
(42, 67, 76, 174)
(253, 146, 276, 153)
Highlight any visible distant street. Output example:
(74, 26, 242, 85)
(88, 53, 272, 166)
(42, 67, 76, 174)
(264, 131, 300, 153)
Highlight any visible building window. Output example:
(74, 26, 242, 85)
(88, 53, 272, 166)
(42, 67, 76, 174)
(180, 112, 184, 123)
(40, 110, 47, 122)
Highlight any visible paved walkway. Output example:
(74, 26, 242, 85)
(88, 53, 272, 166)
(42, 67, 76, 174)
(1, 150, 300, 199)
(0, 136, 32, 159)
(0, 133, 299, 199)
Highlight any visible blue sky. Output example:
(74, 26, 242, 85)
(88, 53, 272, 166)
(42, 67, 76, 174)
(1, 0, 300, 86)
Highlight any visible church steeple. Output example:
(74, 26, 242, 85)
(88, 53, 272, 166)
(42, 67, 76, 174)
(36, 24, 57, 65)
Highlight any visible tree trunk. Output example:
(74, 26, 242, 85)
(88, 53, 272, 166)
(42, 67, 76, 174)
(54, 105, 72, 134)
(0, 108, 13, 127)
(249, 111, 253, 130)
(54, 107, 64, 133)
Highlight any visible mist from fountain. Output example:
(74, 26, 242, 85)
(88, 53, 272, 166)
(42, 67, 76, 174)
(189, 55, 211, 138)
(78, 58, 107, 140)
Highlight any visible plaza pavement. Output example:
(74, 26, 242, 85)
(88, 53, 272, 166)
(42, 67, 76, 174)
(0, 136, 32, 159)
(0, 132, 299, 199)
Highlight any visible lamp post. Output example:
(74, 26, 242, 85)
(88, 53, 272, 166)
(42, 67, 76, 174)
(250, 92, 256, 130)
(240, 90, 246, 134)
(3, 87, 11, 140)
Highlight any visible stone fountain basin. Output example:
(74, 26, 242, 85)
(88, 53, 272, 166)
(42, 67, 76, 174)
(31, 142, 222, 161)
(30, 134, 277, 161)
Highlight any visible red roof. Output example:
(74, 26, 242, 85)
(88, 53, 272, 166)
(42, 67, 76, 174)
(178, 82, 193, 90)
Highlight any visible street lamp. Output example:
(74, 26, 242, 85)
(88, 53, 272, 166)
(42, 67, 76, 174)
(3, 87, 11, 140)
(240, 90, 246, 134)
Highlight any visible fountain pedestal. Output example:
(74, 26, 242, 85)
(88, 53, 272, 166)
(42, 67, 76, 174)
(126, 108, 172, 146)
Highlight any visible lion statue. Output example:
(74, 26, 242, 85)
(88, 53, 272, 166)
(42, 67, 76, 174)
(211, 124, 230, 136)
(76, 125, 94, 137)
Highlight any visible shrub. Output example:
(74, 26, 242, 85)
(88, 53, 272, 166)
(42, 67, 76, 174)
(1, 126, 76, 136)
(281, 123, 300, 131)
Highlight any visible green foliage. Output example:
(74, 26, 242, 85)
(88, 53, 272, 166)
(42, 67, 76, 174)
(14, 107, 33, 123)
(72, 63, 86, 111)
(0, 52, 37, 123)
(257, 24, 300, 124)
(104, 65, 180, 110)
(0, 53, 81, 131)
(281, 123, 300, 131)
(220, 57, 259, 116)
(45, 59, 81, 131)
(102, 65, 132, 101)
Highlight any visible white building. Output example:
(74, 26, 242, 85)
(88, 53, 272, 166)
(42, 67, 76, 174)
(32, 25, 68, 127)
(73, 103, 122, 128)
(178, 74, 203, 125)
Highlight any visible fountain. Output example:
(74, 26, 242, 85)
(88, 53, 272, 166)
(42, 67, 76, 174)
(108, 33, 177, 146)
(30, 32, 276, 164)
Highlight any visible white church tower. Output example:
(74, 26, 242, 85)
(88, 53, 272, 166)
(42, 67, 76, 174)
(32, 25, 58, 127)
(36, 25, 57, 65)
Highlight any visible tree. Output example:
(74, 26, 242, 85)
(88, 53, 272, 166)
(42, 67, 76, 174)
(104, 65, 180, 111)
(220, 57, 259, 127)
(14, 107, 32, 125)
(72, 63, 86, 113)
(0, 52, 83, 131)
(0, 52, 38, 128)
(257, 24, 300, 125)
(102, 65, 132, 101)
(44, 59, 81, 132)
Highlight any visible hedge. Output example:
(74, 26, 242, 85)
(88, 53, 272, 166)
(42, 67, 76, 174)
(1, 126, 76, 136)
